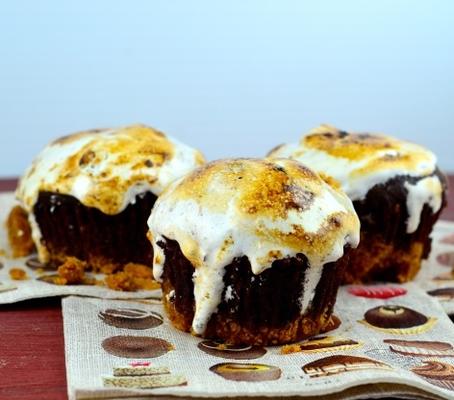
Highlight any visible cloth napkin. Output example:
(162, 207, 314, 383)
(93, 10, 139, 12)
(0, 192, 159, 303)
(415, 220, 454, 316)
(63, 283, 454, 400)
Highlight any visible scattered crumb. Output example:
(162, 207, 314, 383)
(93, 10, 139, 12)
(136, 279, 160, 290)
(105, 271, 138, 291)
(6, 206, 35, 258)
(124, 263, 153, 278)
(280, 344, 302, 355)
(57, 257, 87, 284)
(0, 249, 6, 257)
(9, 267, 28, 281)
(98, 263, 118, 275)
(32, 254, 158, 291)
(105, 263, 159, 292)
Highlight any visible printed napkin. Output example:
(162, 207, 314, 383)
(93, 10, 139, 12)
(63, 284, 454, 400)
(0, 192, 159, 303)
(416, 220, 454, 316)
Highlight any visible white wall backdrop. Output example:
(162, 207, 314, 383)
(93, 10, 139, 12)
(1, 0, 453, 177)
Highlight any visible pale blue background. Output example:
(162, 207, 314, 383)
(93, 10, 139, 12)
(1, 0, 453, 177)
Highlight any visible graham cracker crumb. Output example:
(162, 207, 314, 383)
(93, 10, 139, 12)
(105, 271, 138, 291)
(9, 267, 28, 280)
(99, 263, 118, 275)
(280, 344, 302, 354)
(6, 206, 35, 258)
(57, 257, 87, 284)
(105, 263, 159, 291)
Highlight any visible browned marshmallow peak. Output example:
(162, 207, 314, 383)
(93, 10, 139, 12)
(148, 158, 360, 334)
(16, 124, 205, 261)
(268, 124, 444, 234)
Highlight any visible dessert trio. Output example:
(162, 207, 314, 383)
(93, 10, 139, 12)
(8, 123, 447, 345)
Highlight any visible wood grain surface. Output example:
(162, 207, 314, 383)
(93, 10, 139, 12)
(0, 176, 452, 400)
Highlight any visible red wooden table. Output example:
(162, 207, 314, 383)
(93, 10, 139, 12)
(0, 176, 453, 400)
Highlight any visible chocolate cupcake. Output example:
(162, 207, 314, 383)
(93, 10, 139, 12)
(13, 124, 204, 273)
(269, 125, 447, 283)
(148, 158, 360, 345)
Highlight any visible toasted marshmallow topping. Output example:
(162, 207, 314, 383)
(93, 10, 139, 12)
(268, 124, 444, 233)
(16, 124, 205, 260)
(148, 158, 360, 334)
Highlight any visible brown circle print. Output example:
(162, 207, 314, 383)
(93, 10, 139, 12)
(25, 256, 55, 271)
(210, 363, 281, 382)
(441, 234, 454, 245)
(102, 336, 173, 358)
(303, 355, 391, 378)
(385, 339, 454, 357)
(365, 305, 427, 328)
(198, 340, 266, 360)
(99, 308, 163, 330)
(437, 252, 454, 267)
(360, 305, 436, 334)
(427, 287, 454, 301)
(412, 361, 454, 391)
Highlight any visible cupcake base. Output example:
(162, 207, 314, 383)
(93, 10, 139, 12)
(342, 233, 424, 283)
(33, 191, 156, 271)
(163, 298, 332, 346)
(343, 171, 447, 284)
(159, 238, 349, 346)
